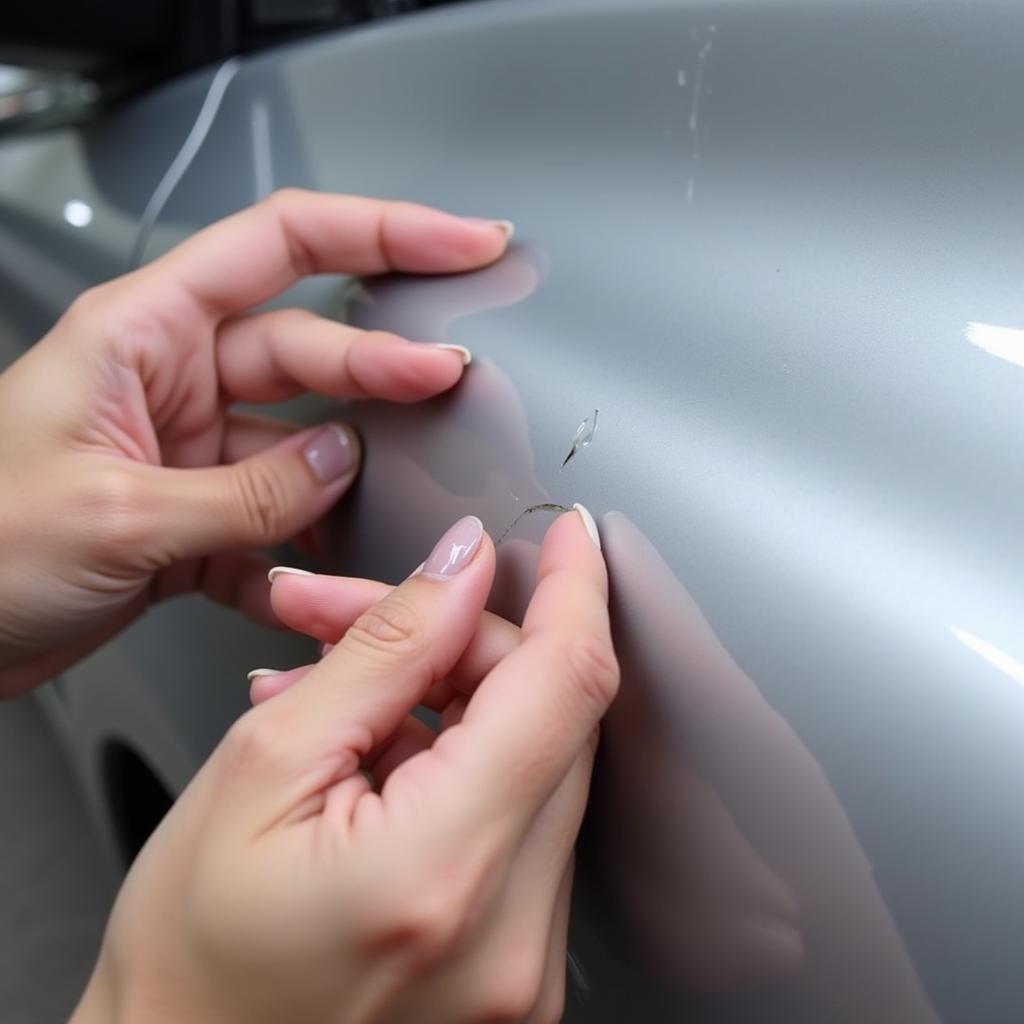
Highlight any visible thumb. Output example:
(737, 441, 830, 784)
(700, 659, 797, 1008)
(152, 422, 360, 558)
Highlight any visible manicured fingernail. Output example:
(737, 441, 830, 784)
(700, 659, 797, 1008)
(247, 668, 285, 680)
(466, 217, 515, 240)
(320, 642, 335, 658)
(573, 503, 601, 551)
(431, 343, 472, 365)
(422, 515, 484, 579)
(304, 423, 354, 483)
(268, 565, 314, 583)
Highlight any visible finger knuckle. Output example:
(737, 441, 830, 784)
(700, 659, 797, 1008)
(64, 280, 123, 321)
(263, 189, 316, 276)
(562, 634, 620, 713)
(370, 881, 477, 966)
(362, 329, 402, 347)
(345, 598, 426, 662)
(64, 282, 150, 352)
(80, 465, 152, 554)
(222, 707, 283, 775)
(473, 951, 546, 1022)
(233, 460, 290, 546)
(64, 284, 102, 324)
(264, 186, 308, 210)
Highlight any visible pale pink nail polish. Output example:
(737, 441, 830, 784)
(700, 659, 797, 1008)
(421, 516, 484, 579)
(304, 424, 354, 483)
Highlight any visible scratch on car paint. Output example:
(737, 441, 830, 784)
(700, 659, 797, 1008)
(684, 24, 715, 204)
(495, 503, 571, 546)
(688, 41, 712, 136)
(561, 409, 599, 469)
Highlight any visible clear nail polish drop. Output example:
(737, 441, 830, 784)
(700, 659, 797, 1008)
(561, 409, 599, 468)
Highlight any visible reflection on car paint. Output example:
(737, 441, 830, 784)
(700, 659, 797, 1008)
(950, 627, 1024, 690)
(593, 511, 939, 1021)
(128, 58, 241, 269)
(965, 321, 1024, 371)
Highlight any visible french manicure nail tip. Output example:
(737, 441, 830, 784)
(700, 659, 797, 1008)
(422, 515, 484, 579)
(573, 503, 602, 551)
(267, 566, 314, 583)
(432, 343, 473, 365)
(247, 668, 285, 680)
(464, 217, 515, 239)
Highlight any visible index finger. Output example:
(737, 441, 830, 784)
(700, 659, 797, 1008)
(143, 188, 511, 317)
(427, 505, 619, 841)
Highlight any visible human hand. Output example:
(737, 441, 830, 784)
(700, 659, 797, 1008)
(0, 190, 510, 697)
(72, 508, 617, 1024)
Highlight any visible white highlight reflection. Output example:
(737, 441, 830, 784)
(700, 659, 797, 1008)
(250, 99, 273, 201)
(62, 199, 93, 228)
(951, 626, 1024, 689)
(965, 321, 1024, 370)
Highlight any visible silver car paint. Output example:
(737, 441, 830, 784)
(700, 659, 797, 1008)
(2, 0, 1024, 1019)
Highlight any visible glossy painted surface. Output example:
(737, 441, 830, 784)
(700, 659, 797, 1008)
(3, 0, 1024, 1019)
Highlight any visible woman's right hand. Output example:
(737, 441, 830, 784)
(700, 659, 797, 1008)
(73, 507, 617, 1024)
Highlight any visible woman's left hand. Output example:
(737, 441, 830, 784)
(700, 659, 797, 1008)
(0, 189, 510, 697)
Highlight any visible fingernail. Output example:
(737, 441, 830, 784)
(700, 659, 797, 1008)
(247, 668, 285, 680)
(422, 515, 484, 579)
(268, 565, 314, 583)
(466, 217, 515, 240)
(320, 642, 335, 658)
(430, 343, 473, 365)
(303, 423, 354, 483)
(573, 503, 601, 551)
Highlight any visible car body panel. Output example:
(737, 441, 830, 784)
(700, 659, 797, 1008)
(2, 1, 1024, 1019)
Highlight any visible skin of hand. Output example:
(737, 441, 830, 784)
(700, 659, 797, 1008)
(70, 509, 617, 1024)
(0, 189, 510, 697)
